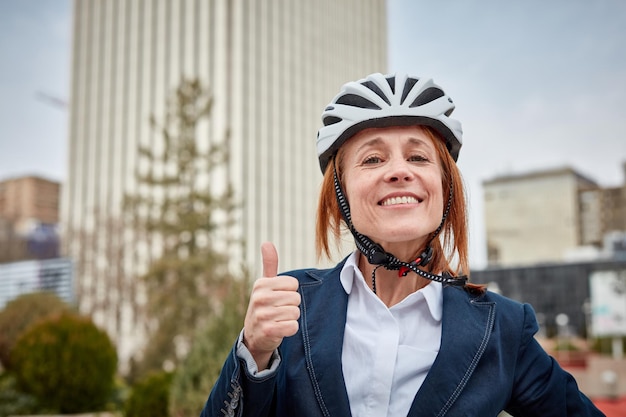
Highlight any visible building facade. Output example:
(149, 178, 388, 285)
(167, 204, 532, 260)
(0, 176, 60, 263)
(471, 259, 626, 339)
(0, 176, 60, 230)
(484, 164, 626, 267)
(62, 0, 387, 363)
(0, 258, 73, 310)
(579, 163, 626, 249)
(483, 167, 600, 266)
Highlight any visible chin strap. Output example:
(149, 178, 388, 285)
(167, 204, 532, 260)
(333, 164, 467, 288)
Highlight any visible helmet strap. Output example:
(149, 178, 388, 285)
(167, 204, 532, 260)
(332, 162, 466, 290)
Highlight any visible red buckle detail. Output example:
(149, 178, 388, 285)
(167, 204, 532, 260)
(398, 257, 422, 277)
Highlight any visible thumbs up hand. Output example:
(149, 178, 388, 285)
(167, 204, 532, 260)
(243, 242, 301, 370)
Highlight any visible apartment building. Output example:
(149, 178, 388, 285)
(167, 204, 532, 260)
(0, 175, 60, 262)
(484, 164, 626, 266)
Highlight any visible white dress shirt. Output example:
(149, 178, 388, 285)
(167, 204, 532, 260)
(340, 251, 443, 417)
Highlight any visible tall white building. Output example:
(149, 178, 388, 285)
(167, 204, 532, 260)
(62, 0, 387, 362)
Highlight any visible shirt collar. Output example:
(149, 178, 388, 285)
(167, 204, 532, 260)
(419, 277, 443, 322)
(339, 251, 361, 295)
(339, 251, 443, 322)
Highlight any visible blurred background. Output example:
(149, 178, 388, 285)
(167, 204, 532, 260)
(0, 0, 625, 415)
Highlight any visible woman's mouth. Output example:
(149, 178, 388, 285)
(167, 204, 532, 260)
(379, 195, 422, 206)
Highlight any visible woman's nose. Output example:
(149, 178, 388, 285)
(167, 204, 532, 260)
(384, 158, 414, 182)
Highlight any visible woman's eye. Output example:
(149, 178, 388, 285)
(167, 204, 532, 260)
(363, 156, 383, 164)
(409, 155, 429, 162)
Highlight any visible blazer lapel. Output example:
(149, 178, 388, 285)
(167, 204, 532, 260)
(299, 266, 352, 417)
(408, 286, 496, 416)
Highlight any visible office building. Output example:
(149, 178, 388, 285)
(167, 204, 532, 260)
(0, 258, 73, 310)
(62, 0, 387, 362)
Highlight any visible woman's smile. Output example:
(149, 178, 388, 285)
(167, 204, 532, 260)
(378, 193, 422, 206)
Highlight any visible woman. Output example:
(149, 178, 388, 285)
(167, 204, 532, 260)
(202, 73, 603, 416)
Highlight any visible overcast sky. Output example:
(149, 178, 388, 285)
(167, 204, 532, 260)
(0, 0, 71, 182)
(1, 0, 625, 267)
(390, 0, 626, 266)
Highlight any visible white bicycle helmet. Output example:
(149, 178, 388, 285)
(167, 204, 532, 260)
(317, 72, 463, 172)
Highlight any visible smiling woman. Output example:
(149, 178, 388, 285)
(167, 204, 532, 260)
(201, 73, 604, 417)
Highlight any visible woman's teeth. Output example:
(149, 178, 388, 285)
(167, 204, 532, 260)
(380, 196, 419, 206)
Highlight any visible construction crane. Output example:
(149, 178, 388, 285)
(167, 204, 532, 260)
(35, 91, 68, 110)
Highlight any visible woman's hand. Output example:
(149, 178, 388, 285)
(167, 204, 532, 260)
(243, 242, 301, 370)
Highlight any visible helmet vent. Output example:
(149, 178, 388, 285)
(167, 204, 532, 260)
(361, 81, 391, 105)
(409, 87, 444, 108)
(400, 77, 419, 104)
(336, 94, 381, 110)
(385, 76, 395, 93)
(323, 115, 342, 126)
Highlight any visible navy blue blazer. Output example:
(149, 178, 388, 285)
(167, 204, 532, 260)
(202, 259, 603, 416)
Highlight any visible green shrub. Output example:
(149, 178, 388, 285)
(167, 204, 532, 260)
(124, 371, 173, 417)
(10, 312, 117, 413)
(0, 291, 71, 370)
(591, 335, 626, 354)
(0, 373, 41, 417)
(107, 376, 132, 414)
(553, 339, 580, 352)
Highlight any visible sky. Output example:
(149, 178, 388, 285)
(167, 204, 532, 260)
(0, 0, 625, 267)
(0, 1, 71, 182)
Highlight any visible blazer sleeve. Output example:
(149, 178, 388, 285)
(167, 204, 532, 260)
(200, 340, 277, 417)
(504, 304, 604, 417)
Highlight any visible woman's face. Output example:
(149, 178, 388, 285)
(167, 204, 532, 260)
(341, 125, 444, 256)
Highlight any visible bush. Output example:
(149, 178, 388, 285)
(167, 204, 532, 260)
(0, 373, 41, 417)
(553, 339, 580, 352)
(0, 291, 71, 370)
(10, 312, 118, 413)
(124, 371, 173, 417)
(592, 335, 626, 355)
